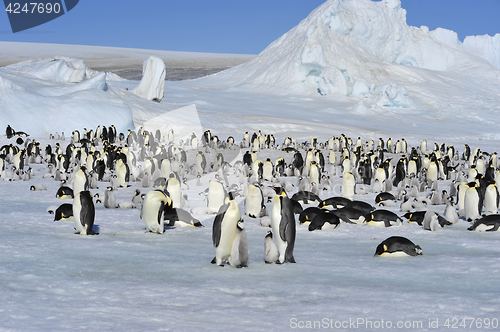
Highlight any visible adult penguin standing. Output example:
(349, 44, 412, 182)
(212, 192, 242, 266)
(73, 190, 98, 235)
(270, 187, 296, 264)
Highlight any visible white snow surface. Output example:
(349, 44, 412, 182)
(1, 0, 500, 330)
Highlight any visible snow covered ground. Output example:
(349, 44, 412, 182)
(1, 0, 500, 330)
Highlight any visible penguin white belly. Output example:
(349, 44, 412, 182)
(215, 209, 239, 263)
(365, 220, 388, 227)
(310, 166, 320, 185)
(72, 195, 86, 235)
(427, 163, 438, 181)
(464, 189, 481, 221)
(245, 186, 263, 218)
(484, 185, 498, 214)
(374, 168, 386, 184)
(142, 192, 166, 234)
(167, 181, 182, 208)
(379, 251, 411, 258)
(263, 163, 273, 181)
(341, 173, 355, 200)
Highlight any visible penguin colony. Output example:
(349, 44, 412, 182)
(3, 124, 500, 267)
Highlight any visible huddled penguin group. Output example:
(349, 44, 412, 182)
(4, 123, 500, 268)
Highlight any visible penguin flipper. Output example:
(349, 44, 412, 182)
(401, 244, 420, 256)
(157, 201, 165, 226)
(486, 223, 500, 232)
(212, 212, 223, 247)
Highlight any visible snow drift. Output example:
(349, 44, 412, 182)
(205, 0, 500, 111)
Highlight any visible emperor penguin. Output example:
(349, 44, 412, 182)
(229, 220, 249, 268)
(270, 187, 296, 264)
(374, 236, 422, 257)
(464, 182, 483, 222)
(115, 156, 130, 188)
(196, 151, 206, 175)
(140, 189, 172, 234)
(212, 192, 242, 266)
(166, 172, 182, 208)
(483, 182, 499, 214)
(73, 191, 98, 235)
(262, 159, 274, 181)
(73, 166, 89, 195)
(444, 197, 459, 224)
(54, 203, 74, 221)
(208, 180, 227, 213)
(309, 161, 321, 186)
(264, 231, 279, 264)
(341, 172, 356, 201)
(103, 186, 117, 209)
(427, 158, 439, 182)
(245, 184, 267, 218)
(456, 182, 469, 210)
(468, 214, 500, 231)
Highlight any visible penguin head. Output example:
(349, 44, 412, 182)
(374, 243, 387, 256)
(236, 220, 245, 231)
(265, 231, 273, 239)
(271, 186, 285, 196)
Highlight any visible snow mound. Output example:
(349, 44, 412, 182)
(375, 83, 413, 108)
(207, 0, 500, 106)
(132, 56, 166, 102)
(0, 58, 134, 137)
(5, 57, 96, 83)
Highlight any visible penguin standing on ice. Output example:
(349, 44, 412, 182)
(115, 155, 130, 188)
(212, 192, 242, 266)
(464, 182, 483, 222)
(341, 172, 356, 200)
(245, 184, 267, 218)
(140, 189, 172, 234)
(264, 231, 279, 263)
(103, 186, 117, 209)
(270, 187, 296, 264)
(229, 220, 249, 268)
(73, 190, 98, 235)
(483, 182, 499, 214)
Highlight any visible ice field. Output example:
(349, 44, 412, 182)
(1, 0, 500, 330)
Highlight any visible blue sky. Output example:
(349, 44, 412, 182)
(1, 0, 499, 54)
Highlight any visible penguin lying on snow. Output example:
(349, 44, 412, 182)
(365, 210, 402, 227)
(374, 236, 422, 257)
(54, 203, 73, 221)
(468, 214, 500, 231)
(164, 208, 204, 227)
(308, 210, 340, 231)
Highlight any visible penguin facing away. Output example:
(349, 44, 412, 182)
(374, 236, 422, 257)
(271, 187, 296, 264)
(73, 190, 98, 235)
